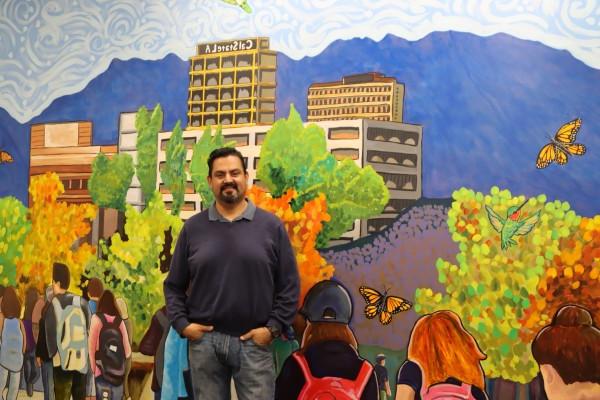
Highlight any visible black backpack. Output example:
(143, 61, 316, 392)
(95, 313, 126, 385)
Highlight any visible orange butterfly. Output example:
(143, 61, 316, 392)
(0, 150, 13, 164)
(536, 118, 586, 169)
(359, 286, 412, 325)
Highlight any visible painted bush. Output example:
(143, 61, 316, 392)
(520, 214, 600, 341)
(247, 185, 334, 304)
(414, 186, 585, 383)
(88, 152, 135, 211)
(0, 197, 30, 286)
(86, 191, 182, 344)
(16, 172, 97, 296)
(257, 105, 389, 247)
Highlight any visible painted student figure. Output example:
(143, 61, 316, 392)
(0, 286, 26, 400)
(43, 262, 91, 400)
(22, 287, 41, 396)
(164, 147, 300, 400)
(89, 290, 132, 400)
(275, 280, 379, 400)
(375, 354, 392, 400)
(395, 310, 489, 400)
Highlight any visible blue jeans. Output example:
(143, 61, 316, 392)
(188, 331, 275, 400)
(0, 366, 20, 400)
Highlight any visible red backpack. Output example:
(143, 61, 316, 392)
(420, 381, 476, 400)
(292, 352, 373, 400)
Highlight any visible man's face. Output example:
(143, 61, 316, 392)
(207, 155, 248, 205)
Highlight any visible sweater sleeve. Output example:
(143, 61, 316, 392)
(164, 226, 191, 335)
(88, 315, 101, 376)
(267, 223, 300, 332)
(120, 320, 132, 359)
(139, 313, 162, 356)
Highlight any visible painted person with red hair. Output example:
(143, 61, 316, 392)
(531, 304, 600, 400)
(395, 310, 489, 400)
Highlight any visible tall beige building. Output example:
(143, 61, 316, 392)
(307, 72, 405, 122)
(187, 37, 277, 129)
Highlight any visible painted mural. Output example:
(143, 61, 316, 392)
(1, 1, 599, 399)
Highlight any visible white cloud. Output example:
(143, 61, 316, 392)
(1, 0, 599, 123)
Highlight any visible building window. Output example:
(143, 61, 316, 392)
(367, 127, 419, 146)
(224, 134, 249, 146)
(256, 132, 267, 145)
(383, 198, 416, 213)
(379, 173, 417, 191)
(329, 127, 360, 140)
(331, 148, 359, 161)
(253, 157, 260, 169)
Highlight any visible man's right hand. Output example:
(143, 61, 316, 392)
(182, 323, 214, 341)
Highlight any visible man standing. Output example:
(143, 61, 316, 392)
(164, 147, 300, 400)
(375, 353, 392, 400)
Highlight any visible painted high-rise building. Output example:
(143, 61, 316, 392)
(307, 72, 404, 123)
(187, 37, 277, 129)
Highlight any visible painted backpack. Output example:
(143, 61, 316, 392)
(420, 381, 476, 400)
(292, 352, 373, 400)
(0, 318, 24, 372)
(52, 296, 88, 373)
(95, 312, 126, 385)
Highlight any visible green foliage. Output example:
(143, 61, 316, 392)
(161, 121, 187, 216)
(414, 186, 581, 383)
(136, 105, 163, 204)
(189, 125, 235, 208)
(89, 153, 135, 211)
(257, 105, 389, 246)
(85, 192, 182, 345)
(0, 197, 31, 286)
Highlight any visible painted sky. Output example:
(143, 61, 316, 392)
(1, 0, 600, 123)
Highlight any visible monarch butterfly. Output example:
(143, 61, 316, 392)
(0, 150, 14, 164)
(358, 286, 412, 325)
(536, 118, 586, 169)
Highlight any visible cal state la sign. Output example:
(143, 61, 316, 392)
(198, 39, 257, 55)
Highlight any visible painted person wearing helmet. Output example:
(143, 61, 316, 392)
(275, 280, 379, 400)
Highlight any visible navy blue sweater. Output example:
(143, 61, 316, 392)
(164, 201, 300, 337)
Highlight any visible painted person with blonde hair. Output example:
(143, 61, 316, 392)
(395, 310, 489, 400)
(531, 304, 600, 400)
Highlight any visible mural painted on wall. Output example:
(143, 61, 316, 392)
(1, 1, 599, 399)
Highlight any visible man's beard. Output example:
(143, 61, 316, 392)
(218, 183, 244, 204)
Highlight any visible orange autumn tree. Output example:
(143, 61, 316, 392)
(247, 186, 334, 303)
(16, 172, 97, 296)
(520, 215, 600, 339)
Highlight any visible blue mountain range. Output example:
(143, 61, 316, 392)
(1, 31, 599, 216)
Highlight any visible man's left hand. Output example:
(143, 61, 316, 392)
(240, 327, 272, 346)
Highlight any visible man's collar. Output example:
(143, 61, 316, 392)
(208, 199, 256, 222)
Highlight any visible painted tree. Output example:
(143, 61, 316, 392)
(0, 197, 31, 286)
(88, 153, 135, 211)
(414, 186, 580, 383)
(519, 214, 600, 340)
(257, 105, 388, 247)
(16, 173, 97, 296)
(86, 191, 182, 344)
(247, 186, 334, 303)
(136, 105, 163, 204)
(189, 125, 235, 208)
(161, 121, 187, 216)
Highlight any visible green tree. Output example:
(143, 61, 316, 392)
(257, 105, 388, 247)
(88, 153, 135, 211)
(136, 105, 163, 205)
(189, 125, 235, 208)
(161, 121, 187, 216)
(414, 186, 581, 383)
(0, 197, 31, 286)
(85, 192, 182, 345)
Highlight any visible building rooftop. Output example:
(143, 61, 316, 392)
(310, 72, 398, 88)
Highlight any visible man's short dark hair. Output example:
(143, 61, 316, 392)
(53, 262, 70, 290)
(207, 147, 247, 177)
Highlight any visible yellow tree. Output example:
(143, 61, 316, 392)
(247, 186, 334, 303)
(16, 173, 97, 295)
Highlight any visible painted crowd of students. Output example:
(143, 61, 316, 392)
(1, 264, 599, 400)
(0, 263, 132, 400)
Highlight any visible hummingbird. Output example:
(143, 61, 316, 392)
(485, 202, 541, 250)
(220, 0, 252, 13)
